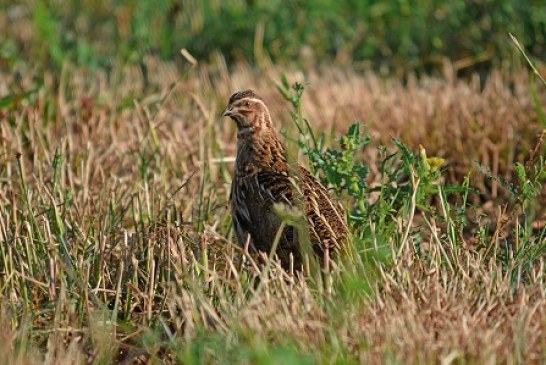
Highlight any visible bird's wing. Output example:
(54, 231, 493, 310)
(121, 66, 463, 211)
(251, 169, 294, 206)
(298, 167, 348, 252)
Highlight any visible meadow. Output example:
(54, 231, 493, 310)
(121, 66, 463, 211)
(0, 55, 545, 363)
(1, 1, 546, 364)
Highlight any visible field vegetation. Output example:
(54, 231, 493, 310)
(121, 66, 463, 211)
(1, 1, 546, 364)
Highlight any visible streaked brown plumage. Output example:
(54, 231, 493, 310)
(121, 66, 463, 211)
(223, 89, 349, 270)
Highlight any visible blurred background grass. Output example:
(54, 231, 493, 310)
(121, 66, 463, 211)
(1, 0, 545, 74)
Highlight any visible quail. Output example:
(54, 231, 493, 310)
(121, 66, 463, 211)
(223, 89, 349, 270)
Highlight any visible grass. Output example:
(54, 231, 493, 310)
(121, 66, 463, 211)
(0, 57, 545, 364)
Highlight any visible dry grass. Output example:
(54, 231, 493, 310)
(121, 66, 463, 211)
(0, 58, 545, 364)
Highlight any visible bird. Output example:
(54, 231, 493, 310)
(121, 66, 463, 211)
(223, 89, 349, 270)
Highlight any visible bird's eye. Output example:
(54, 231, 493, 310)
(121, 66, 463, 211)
(244, 102, 250, 106)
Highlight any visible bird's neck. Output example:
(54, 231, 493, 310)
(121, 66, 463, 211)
(235, 116, 287, 175)
(236, 112, 278, 145)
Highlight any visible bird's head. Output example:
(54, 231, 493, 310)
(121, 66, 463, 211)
(223, 89, 272, 132)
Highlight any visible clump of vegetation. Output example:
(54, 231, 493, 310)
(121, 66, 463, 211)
(1, 0, 546, 73)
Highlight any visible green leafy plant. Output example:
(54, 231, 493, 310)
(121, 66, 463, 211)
(276, 78, 371, 222)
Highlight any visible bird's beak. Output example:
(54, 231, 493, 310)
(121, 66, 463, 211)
(223, 108, 233, 117)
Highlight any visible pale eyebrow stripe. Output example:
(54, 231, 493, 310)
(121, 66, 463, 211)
(233, 97, 265, 107)
(242, 98, 265, 106)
